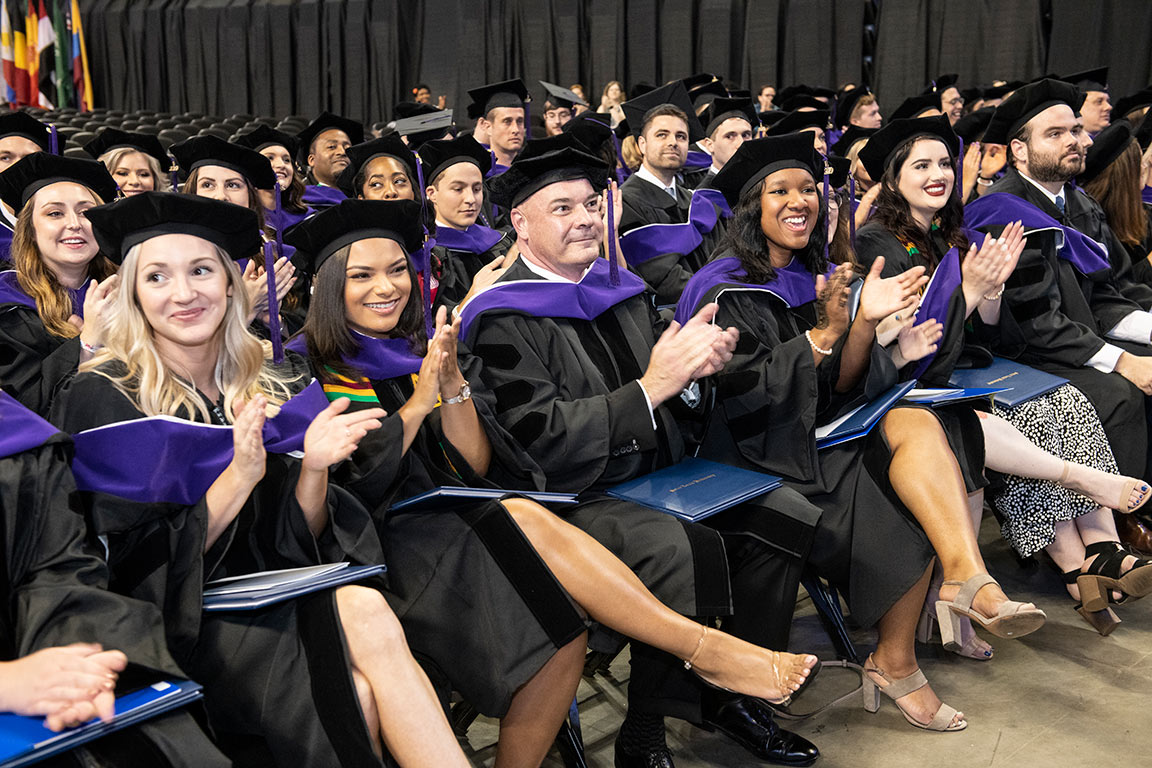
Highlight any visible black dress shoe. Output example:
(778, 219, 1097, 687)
(614, 738, 675, 768)
(699, 696, 819, 766)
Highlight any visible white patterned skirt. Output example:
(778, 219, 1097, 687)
(990, 383, 1118, 557)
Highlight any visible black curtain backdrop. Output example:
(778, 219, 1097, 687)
(78, 0, 1152, 122)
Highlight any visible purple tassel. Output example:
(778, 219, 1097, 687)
(822, 159, 831, 265)
(49, 125, 58, 155)
(169, 162, 179, 193)
(415, 157, 435, 339)
(262, 240, 284, 364)
(849, 175, 857, 252)
(607, 183, 620, 286)
(273, 185, 285, 262)
(524, 99, 531, 141)
(956, 137, 964, 196)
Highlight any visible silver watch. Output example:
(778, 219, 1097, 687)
(444, 381, 471, 405)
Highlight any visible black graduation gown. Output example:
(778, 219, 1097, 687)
(1123, 204, 1152, 287)
(0, 429, 229, 768)
(619, 173, 727, 306)
(687, 263, 937, 628)
(323, 370, 588, 718)
(982, 168, 1151, 478)
(51, 363, 389, 768)
(465, 259, 827, 726)
(431, 227, 515, 309)
(854, 223, 988, 493)
(0, 302, 80, 416)
(680, 166, 717, 191)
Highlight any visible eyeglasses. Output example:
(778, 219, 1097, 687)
(944, 97, 965, 108)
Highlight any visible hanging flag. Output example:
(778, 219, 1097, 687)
(68, 0, 89, 110)
(50, 0, 67, 108)
(23, 0, 35, 106)
(0, 0, 13, 105)
(8, 0, 28, 105)
(34, 0, 53, 107)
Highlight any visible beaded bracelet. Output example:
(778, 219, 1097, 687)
(805, 329, 833, 356)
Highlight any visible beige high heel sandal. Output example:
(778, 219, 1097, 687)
(934, 573, 1046, 650)
(1060, 461, 1151, 514)
(682, 625, 821, 707)
(861, 654, 966, 732)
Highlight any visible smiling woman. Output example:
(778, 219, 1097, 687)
(0, 153, 119, 414)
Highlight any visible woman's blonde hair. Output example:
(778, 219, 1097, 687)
(81, 239, 296, 421)
(9, 187, 115, 338)
(98, 147, 170, 192)
(621, 135, 642, 171)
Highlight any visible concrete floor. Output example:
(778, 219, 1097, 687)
(460, 515, 1152, 767)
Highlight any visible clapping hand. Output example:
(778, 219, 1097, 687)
(856, 258, 927, 324)
(814, 263, 856, 335)
(897, 317, 943, 363)
(962, 221, 1025, 305)
(301, 397, 387, 471)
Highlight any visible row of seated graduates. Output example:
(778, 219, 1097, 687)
(1, 65, 1152, 768)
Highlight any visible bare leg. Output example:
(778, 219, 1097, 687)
(494, 633, 588, 768)
(880, 408, 1020, 619)
(870, 563, 965, 728)
(334, 586, 470, 768)
(501, 499, 816, 702)
(980, 413, 1146, 510)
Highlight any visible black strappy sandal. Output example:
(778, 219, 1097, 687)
(1061, 568, 1121, 636)
(1077, 541, 1152, 613)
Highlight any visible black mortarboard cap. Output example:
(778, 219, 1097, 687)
(83, 191, 261, 264)
(758, 111, 787, 128)
(540, 81, 588, 111)
(711, 134, 823, 208)
(890, 94, 943, 121)
(922, 74, 959, 94)
(982, 83, 1016, 101)
(984, 79, 1085, 144)
(0, 112, 49, 151)
(334, 135, 419, 198)
(418, 134, 492, 185)
(830, 124, 877, 156)
(764, 109, 830, 137)
(811, 86, 837, 100)
(1061, 67, 1109, 93)
(486, 133, 609, 209)
(170, 135, 277, 190)
(952, 106, 996, 143)
(857, 115, 960, 183)
(960, 87, 982, 105)
(701, 97, 757, 137)
(1112, 88, 1152, 119)
(295, 111, 365, 164)
(628, 82, 656, 101)
(392, 102, 454, 149)
(1135, 109, 1152, 151)
(780, 94, 827, 112)
(467, 79, 530, 121)
(82, 128, 169, 169)
(620, 81, 705, 142)
(231, 124, 300, 158)
(835, 87, 873, 126)
(284, 199, 424, 275)
(1079, 121, 1134, 184)
(688, 81, 729, 108)
(776, 85, 813, 104)
(560, 111, 614, 155)
(681, 73, 719, 92)
(614, 119, 631, 140)
(827, 155, 851, 189)
(0, 153, 118, 212)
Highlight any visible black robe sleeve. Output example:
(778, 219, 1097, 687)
(707, 290, 898, 482)
(619, 176, 726, 306)
(0, 307, 81, 415)
(468, 302, 676, 493)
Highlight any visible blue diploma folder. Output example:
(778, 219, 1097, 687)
(902, 387, 1009, 406)
(388, 486, 578, 513)
(814, 380, 918, 449)
(203, 563, 386, 611)
(606, 458, 783, 522)
(0, 680, 202, 768)
(948, 357, 1068, 407)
